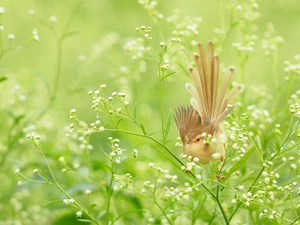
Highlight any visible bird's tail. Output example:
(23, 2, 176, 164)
(186, 41, 242, 128)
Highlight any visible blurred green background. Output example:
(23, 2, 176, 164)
(1, 0, 300, 224)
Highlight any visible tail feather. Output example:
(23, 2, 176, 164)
(211, 54, 219, 120)
(186, 41, 241, 127)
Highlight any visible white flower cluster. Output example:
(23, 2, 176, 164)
(289, 103, 300, 118)
(114, 173, 134, 190)
(138, 0, 163, 21)
(284, 55, 300, 77)
(262, 23, 284, 56)
(163, 186, 192, 202)
(232, 35, 257, 56)
(87, 84, 129, 113)
(32, 28, 39, 42)
(135, 25, 152, 42)
(108, 137, 123, 164)
(124, 37, 146, 61)
(241, 105, 273, 132)
(224, 120, 249, 162)
(167, 12, 202, 38)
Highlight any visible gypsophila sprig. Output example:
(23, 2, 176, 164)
(262, 23, 284, 57)
(138, 0, 163, 22)
(167, 10, 202, 43)
(124, 37, 146, 61)
(284, 55, 300, 79)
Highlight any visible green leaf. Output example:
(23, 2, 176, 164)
(62, 31, 80, 40)
(291, 120, 299, 134)
(117, 118, 123, 128)
(88, 204, 97, 212)
(230, 21, 240, 28)
(255, 135, 262, 151)
(193, 200, 199, 211)
(235, 170, 254, 186)
(163, 45, 168, 53)
(77, 219, 94, 223)
(226, 147, 255, 177)
(113, 209, 145, 223)
(0, 76, 7, 83)
(14, 114, 25, 124)
(40, 167, 50, 182)
(273, 142, 281, 153)
(43, 199, 63, 206)
(94, 159, 112, 173)
(140, 123, 147, 136)
(160, 71, 176, 81)
(164, 109, 173, 139)
(97, 210, 106, 220)
(133, 102, 138, 120)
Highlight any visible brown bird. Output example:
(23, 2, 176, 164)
(174, 41, 241, 164)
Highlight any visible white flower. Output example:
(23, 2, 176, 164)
(84, 189, 91, 195)
(49, 15, 58, 23)
(212, 152, 221, 160)
(196, 174, 202, 180)
(193, 157, 199, 163)
(291, 164, 297, 170)
(76, 211, 82, 217)
(8, 34, 15, 40)
(28, 8, 35, 16)
(160, 42, 165, 47)
(0, 7, 5, 14)
(15, 168, 20, 174)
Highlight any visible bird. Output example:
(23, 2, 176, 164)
(174, 41, 241, 164)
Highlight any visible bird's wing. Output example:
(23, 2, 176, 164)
(174, 106, 201, 145)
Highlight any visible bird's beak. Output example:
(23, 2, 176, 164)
(186, 139, 190, 144)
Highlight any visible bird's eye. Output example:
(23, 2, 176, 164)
(196, 138, 200, 142)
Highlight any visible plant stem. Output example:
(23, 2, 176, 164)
(106, 169, 114, 225)
(216, 184, 229, 224)
(50, 1, 82, 105)
(0, 14, 3, 60)
(51, 38, 63, 105)
(159, 80, 166, 143)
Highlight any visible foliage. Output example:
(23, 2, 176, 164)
(1, 0, 300, 224)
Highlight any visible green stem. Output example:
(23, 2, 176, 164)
(216, 183, 229, 224)
(160, 80, 166, 143)
(272, 53, 279, 91)
(51, 38, 63, 104)
(50, 1, 82, 105)
(0, 14, 3, 60)
(229, 152, 277, 222)
(289, 193, 300, 221)
(106, 169, 114, 225)
(39, 145, 58, 183)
